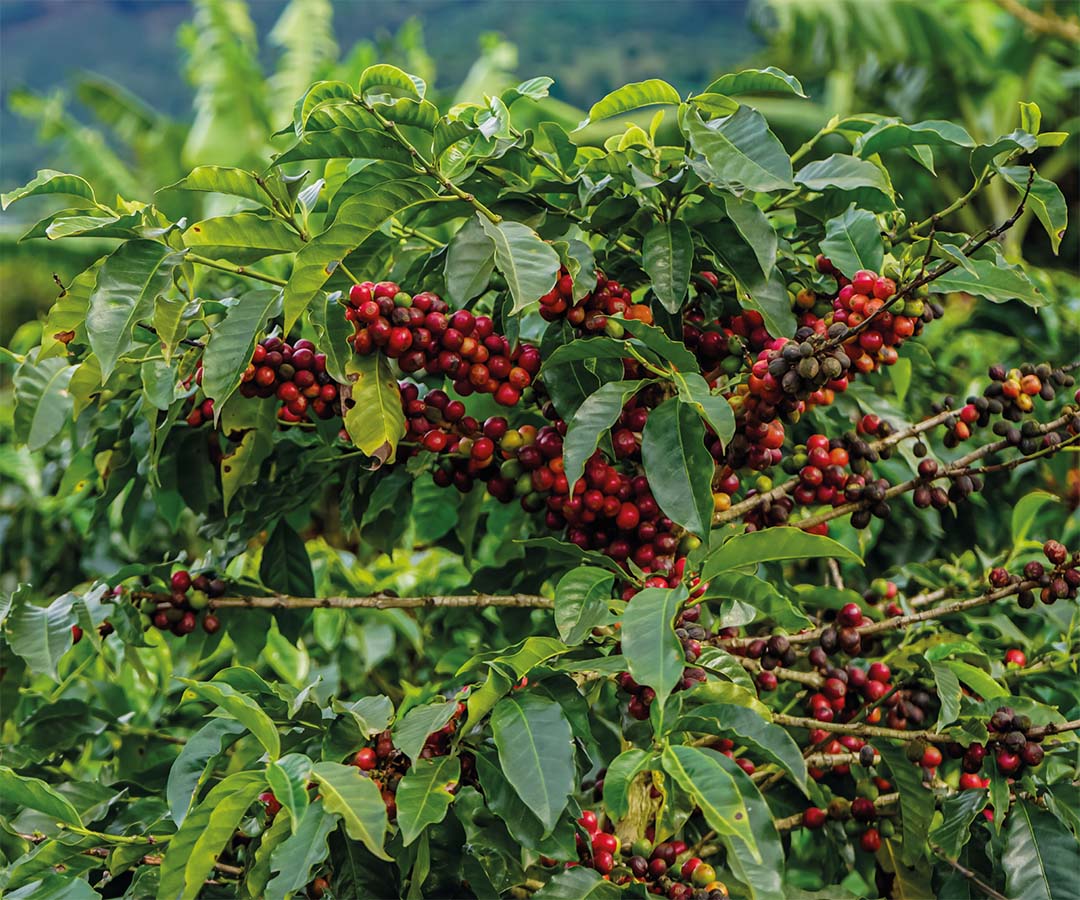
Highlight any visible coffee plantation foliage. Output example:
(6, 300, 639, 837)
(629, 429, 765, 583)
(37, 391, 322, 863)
(2, 67, 1079, 900)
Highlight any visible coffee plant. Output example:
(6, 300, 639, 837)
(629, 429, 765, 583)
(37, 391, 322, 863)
(2, 66, 1078, 900)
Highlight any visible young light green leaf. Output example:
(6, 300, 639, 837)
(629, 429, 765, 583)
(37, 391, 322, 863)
(86, 240, 188, 379)
(621, 584, 689, 712)
(796, 154, 892, 196)
(309, 762, 391, 860)
(702, 67, 806, 98)
(359, 64, 425, 100)
(554, 568, 614, 645)
(163, 165, 274, 205)
(343, 353, 405, 464)
(490, 693, 575, 834)
(641, 398, 714, 537)
(1000, 165, 1067, 254)
(395, 755, 460, 845)
(1, 169, 97, 210)
(1011, 490, 1060, 545)
(158, 771, 266, 900)
(929, 255, 1045, 308)
(177, 678, 281, 760)
(643, 221, 694, 314)
(855, 119, 975, 157)
(583, 79, 681, 124)
(601, 748, 655, 821)
(479, 217, 561, 315)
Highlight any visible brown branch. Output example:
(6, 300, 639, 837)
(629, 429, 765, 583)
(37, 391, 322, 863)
(739, 656, 825, 688)
(203, 593, 553, 610)
(774, 792, 900, 831)
(771, 713, 1080, 746)
(933, 848, 1010, 900)
(15, 833, 242, 877)
(991, 0, 1080, 43)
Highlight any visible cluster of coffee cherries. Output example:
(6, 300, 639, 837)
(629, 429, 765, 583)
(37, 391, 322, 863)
(349, 702, 468, 820)
(802, 793, 895, 853)
(618, 602, 711, 718)
(346, 281, 537, 407)
(143, 569, 225, 635)
(236, 337, 340, 423)
(946, 706, 1046, 778)
(988, 539, 1079, 608)
(537, 267, 654, 331)
(572, 811, 728, 899)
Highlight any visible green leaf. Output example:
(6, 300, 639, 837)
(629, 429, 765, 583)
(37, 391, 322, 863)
(554, 568, 614, 645)
(177, 678, 281, 760)
(621, 584, 689, 713)
(855, 119, 975, 157)
(619, 318, 700, 373)
(392, 700, 457, 762)
(675, 372, 735, 448)
(820, 207, 883, 277)
(929, 661, 962, 727)
(969, 130, 1038, 177)
(684, 106, 794, 193)
(562, 379, 648, 490)
(1011, 490, 1060, 545)
(166, 718, 246, 825)
(266, 753, 313, 829)
(929, 790, 986, 859)
(641, 397, 716, 537)
(259, 519, 315, 597)
(723, 194, 777, 278)
(5, 592, 76, 681)
(599, 748, 655, 823)
(182, 213, 302, 264)
(796, 154, 892, 197)
(7, 875, 102, 900)
(13, 357, 76, 452)
(490, 693, 575, 834)
(929, 255, 1045, 308)
(0, 766, 83, 826)
(643, 221, 694, 314)
(702, 527, 862, 581)
(309, 762, 390, 861)
(699, 572, 812, 630)
(283, 181, 434, 331)
(343, 353, 405, 463)
(1003, 799, 1078, 900)
(533, 866, 622, 899)
(158, 771, 265, 900)
(264, 801, 336, 900)
(684, 704, 808, 793)
(86, 240, 187, 379)
(943, 660, 1007, 699)
(152, 295, 192, 364)
(583, 79, 681, 124)
(359, 64, 425, 101)
(878, 742, 935, 867)
(713, 752, 785, 900)
(163, 165, 273, 206)
(308, 292, 353, 384)
(246, 814, 291, 899)
(479, 216, 561, 315)
(444, 215, 495, 306)
(702, 67, 806, 98)
(1000, 165, 1067, 254)
(395, 755, 460, 845)
(661, 745, 757, 855)
(294, 81, 357, 133)
(220, 416, 275, 514)
(275, 128, 411, 166)
(2, 169, 97, 210)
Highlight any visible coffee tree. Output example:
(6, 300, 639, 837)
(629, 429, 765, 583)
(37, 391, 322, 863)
(2, 66, 1078, 900)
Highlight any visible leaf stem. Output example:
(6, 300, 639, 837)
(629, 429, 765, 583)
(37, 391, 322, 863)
(187, 254, 287, 287)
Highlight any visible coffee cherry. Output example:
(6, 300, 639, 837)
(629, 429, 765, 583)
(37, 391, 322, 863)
(592, 832, 619, 855)
(859, 828, 881, 853)
(851, 797, 876, 822)
(353, 747, 377, 771)
(1044, 540, 1068, 566)
(170, 570, 192, 592)
(692, 863, 717, 888)
(593, 850, 614, 875)
(259, 791, 282, 817)
(202, 614, 220, 634)
(803, 807, 827, 829)
(838, 603, 862, 627)
(996, 750, 1021, 775)
(1004, 648, 1026, 667)
(921, 746, 943, 768)
(1020, 743, 1044, 767)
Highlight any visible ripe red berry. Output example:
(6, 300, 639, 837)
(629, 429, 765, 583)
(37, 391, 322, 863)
(921, 746, 943, 768)
(259, 791, 282, 817)
(839, 602, 863, 627)
(202, 614, 220, 634)
(353, 747, 377, 770)
(1004, 648, 1026, 667)
(578, 810, 598, 833)
(867, 662, 891, 683)
(851, 797, 876, 822)
(592, 850, 614, 874)
(616, 502, 641, 531)
(592, 832, 619, 855)
(803, 807, 827, 829)
(959, 772, 984, 790)
(859, 828, 881, 853)
(171, 570, 191, 592)
(996, 750, 1021, 774)
(494, 383, 521, 407)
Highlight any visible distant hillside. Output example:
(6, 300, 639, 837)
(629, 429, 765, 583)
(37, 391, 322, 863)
(0, 0, 757, 188)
